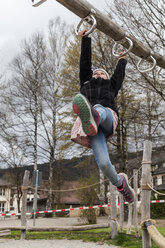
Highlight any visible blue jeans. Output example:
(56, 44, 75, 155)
(89, 104, 122, 187)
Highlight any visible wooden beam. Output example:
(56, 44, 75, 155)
(0, 224, 109, 231)
(0, 226, 26, 231)
(146, 222, 165, 248)
(0, 229, 11, 236)
(55, 0, 165, 69)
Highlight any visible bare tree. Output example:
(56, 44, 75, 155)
(0, 17, 72, 211)
(0, 120, 29, 213)
(0, 82, 30, 213)
(107, 0, 165, 100)
(38, 17, 72, 209)
(7, 32, 47, 170)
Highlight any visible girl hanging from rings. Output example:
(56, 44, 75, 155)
(71, 29, 134, 203)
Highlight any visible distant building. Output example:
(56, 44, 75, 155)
(0, 179, 12, 213)
(152, 163, 165, 191)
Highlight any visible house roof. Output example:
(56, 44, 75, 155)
(36, 181, 81, 205)
(115, 147, 165, 171)
(0, 179, 13, 187)
(152, 166, 165, 175)
(155, 183, 165, 191)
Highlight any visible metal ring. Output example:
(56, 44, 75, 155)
(137, 55, 157, 73)
(112, 37, 133, 57)
(32, 0, 47, 7)
(156, 68, 165, 82)
(75, 11, 97, 37)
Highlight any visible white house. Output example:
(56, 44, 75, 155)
(0, 179, 11, 213)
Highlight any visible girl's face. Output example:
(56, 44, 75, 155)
(93, 70, 108, 80)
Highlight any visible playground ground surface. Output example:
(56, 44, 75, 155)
(0, 217, 164, 248)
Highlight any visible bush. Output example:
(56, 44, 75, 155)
(52, 204, 69, 217)
(76, 176, 99, 224)
(79, 209, 97, 224)
(151, 193, 165, 219)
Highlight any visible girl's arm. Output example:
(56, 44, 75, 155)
(79, 30, 93, 87)
(110, 55, 127, 96)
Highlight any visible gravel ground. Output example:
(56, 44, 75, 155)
(0, 217, 164, 248)
(0, 217, 121, 248)
(0, 239, 121, 248)
(0, 216, 110, 228)
(1, 216, 163, 228)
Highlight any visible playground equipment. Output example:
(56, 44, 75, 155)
(141, 219, 165, 248)
(75, 9, 97, 37)
(112, 37, 133, 58)
(31, 0, 165, 73)
(156, 68, 165, 82)
(137, 55, 157, 73)
(141, 140, 165, 248)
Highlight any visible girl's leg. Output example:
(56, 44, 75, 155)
(89, 128, 122, 187)
(93, 104, 114, 137)
(91, 104, 134, 203)
(72, 94, 134, 203)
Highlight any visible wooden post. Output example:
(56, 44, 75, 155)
(141, 140, 152, 248)
(133, 169, 140, 237)
(99, 171, 106, 216)
(109, 182, 117, 239)
(127, 204, 133, 234)
(21, 170, 30, 240)
(119, 194, 124, 233)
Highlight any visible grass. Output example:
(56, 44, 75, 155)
(2, 227, 165, 248)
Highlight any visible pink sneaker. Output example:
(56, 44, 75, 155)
(73, 93, 100, 136)
(117, 173, 135, 203)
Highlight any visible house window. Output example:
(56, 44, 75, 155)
(0, 188, 5, 196)
(0, 203, 5, 213)
(153, 177, 158, 186)
(10, 206, 14, 211)
(162, 176, 165, 184)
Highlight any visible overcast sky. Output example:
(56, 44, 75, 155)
(0, 0, 107, 73)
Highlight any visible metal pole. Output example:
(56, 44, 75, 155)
(21, 170, 30, 239)
(33, 170, 39, 226)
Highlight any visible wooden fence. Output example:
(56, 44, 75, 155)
(109, 140, 165, 248)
